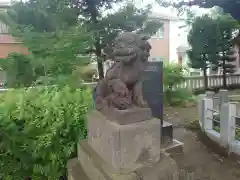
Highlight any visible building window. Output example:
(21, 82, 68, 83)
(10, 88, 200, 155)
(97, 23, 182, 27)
(153, 26, 164, 39)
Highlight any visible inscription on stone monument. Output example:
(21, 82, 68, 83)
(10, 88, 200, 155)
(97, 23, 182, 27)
(141, 61, 164, 122)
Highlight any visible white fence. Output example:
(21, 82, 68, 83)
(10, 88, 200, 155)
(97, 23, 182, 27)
(83, 74, 240, 90)
(1, 74, 240, 91)
(84, 74, 240, 90)
(198, 90, 240, 155)
(180, 74, 240, 89)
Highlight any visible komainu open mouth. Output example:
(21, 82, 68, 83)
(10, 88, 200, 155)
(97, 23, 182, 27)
(113, 48, 137, 62)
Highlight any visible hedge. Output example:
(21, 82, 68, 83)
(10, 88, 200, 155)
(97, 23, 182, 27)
(0, 86, 92, 179)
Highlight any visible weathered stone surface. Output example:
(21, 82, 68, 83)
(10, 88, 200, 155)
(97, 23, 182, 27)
(74, 140, 179, 180)
(94, 32, 152, 112)
(67, 158, 89, 180)
(87, 110, 161, 173)
(162, 139, 184, 156)
(77, 140, 135, 180)
(162, 121, 173, 145)
(135, 154, 179, 180)
(100, 107, 152, 124)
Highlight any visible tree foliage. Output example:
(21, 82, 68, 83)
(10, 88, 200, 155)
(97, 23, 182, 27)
(1, 0, 162, 81)
(156, 0, 240, 20)
(0, 0, 93, 86)
(163, 63, 185, 90)
(187, 15, 220, 89)
(163, 63, 195, 106)
(157, 0, 240, 57)
(187, 11, 239, 88)
(213, 13, 239, 87)
(0, 53, 35, 88)
(81, 2, 162, 78)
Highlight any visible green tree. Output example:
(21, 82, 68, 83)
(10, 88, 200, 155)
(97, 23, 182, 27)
(187, 15, 219, 89)
(214, 14, 239, 87)
(157, 0, 240, 58)
(2, 1, 162, 80)
(156, 0, 240, 20)
(0, 0, 92, 86)
(80, 2, 162, 78)
(0, 53, 35, 88)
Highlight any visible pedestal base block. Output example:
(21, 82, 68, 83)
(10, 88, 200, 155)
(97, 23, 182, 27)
(87, 110, 161, 173)
(68, 140, 179, 180)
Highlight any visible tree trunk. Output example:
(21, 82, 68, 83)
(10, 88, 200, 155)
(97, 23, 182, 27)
(203, 67, 208, 90)
(95, 39, 104, 79)
(222, 59, 227, 88)
(97, 57, 104, 79)
(91, 11, 104, 79)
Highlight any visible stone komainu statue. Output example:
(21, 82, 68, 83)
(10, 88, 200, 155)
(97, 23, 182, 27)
(95, 32, 151, 111)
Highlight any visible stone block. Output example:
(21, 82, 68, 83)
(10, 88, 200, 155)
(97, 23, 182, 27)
(198, 94, 205, 130)
(206, 91, 214, 98)
(100, 107, 152, 125)
(67, 158, 89, 180)
(75, 140, 179, 180)
(162, 139, 184, 156)
(219, 89, 229, 104)
(162, 121, 173, 145)
(87, 110, 161, 173)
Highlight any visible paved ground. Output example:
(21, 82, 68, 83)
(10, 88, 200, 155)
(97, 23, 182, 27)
(165, 106, 240, 180)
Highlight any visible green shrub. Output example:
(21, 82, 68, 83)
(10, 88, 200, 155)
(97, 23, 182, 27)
(34, 74, 82, 88)
(163, 63, 185, 90)
(73, 65, 97, 82)
(0, 53, 37, 88)
(165, 88, 196, 106)
(163, 63, 195, 106)
(0, 86, 92, 179)
(236, 129, 240, 141)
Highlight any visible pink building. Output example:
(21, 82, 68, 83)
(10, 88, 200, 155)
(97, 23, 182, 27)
(148, 13, 186, 67)
(0, 2, 28, 59)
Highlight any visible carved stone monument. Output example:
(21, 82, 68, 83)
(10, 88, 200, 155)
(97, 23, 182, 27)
(68, 32, 183, 180)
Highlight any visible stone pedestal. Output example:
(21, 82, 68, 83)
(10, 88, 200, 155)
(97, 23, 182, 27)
(68, 110, 181, 180)
(87, 110, 161, 173)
